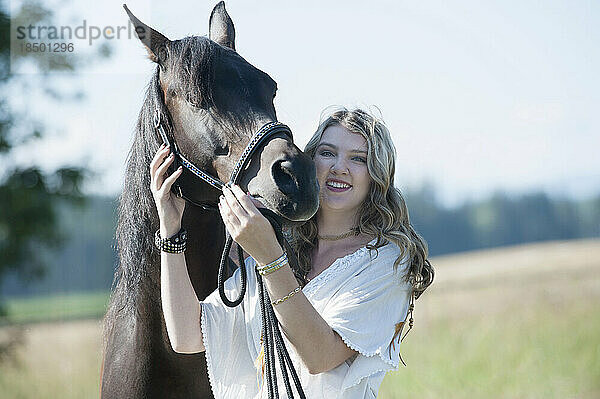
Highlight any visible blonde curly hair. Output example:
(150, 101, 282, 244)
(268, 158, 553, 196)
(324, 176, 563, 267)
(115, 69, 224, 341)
(288, 106, 435, 351)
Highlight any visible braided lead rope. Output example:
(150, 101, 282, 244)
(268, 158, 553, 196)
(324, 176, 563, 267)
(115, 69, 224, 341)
(264, 281, 279, 398)
(257, 273, 273, 398)
(217, 233, 247, 307)
(273, 325, 294, 399)
(257, 263, 304, 399)
(268, 289, 306, 399)
(254, 211, 307, 399)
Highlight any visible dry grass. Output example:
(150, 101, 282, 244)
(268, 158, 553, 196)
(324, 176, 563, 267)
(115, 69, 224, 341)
(0, 319, 103, 398)
(420, 238, 600, 320)
(380, 238, 600, 399)
(0, 238, 598, 398)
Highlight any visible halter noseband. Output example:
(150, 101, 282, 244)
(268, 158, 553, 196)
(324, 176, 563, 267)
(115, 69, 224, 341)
(153, 109, 293, 207)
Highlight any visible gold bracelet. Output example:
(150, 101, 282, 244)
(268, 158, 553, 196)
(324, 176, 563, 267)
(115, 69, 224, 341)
(271, 286, 302, 306)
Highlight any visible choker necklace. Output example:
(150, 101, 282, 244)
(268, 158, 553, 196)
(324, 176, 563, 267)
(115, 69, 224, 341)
(317, 229, 358, 241)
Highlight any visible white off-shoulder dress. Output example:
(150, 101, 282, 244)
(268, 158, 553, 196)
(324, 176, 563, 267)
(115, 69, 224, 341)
(200, 239, 412, 398)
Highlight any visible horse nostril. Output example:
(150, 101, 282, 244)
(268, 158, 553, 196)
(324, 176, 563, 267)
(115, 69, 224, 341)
(272, 159, 299, 195)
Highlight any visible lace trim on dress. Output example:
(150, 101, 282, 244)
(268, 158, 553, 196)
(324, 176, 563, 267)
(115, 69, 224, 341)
(334, 324, 399, 368)
(334, 326, 401, 391)
(200, 303, 217, 397)
(331, 284, 411, 373)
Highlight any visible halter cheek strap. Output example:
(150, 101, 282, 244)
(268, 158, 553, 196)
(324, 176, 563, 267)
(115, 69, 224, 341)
(153, 109, 293, 198)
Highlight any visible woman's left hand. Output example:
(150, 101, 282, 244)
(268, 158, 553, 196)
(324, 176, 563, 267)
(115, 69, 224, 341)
(218, 184, 283, 265)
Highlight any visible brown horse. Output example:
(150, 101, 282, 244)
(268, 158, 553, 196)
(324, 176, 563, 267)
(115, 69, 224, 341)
(100, 2, 319, 398)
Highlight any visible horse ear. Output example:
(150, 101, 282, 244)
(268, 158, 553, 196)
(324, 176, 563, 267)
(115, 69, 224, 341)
(209, 1, 236, 51)
(123, 4, 170, 64)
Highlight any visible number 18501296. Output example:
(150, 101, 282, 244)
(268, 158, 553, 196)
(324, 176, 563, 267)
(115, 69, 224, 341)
(20, 42, 74, 52)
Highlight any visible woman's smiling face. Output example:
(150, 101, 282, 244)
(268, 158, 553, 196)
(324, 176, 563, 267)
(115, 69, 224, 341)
(314, 124, 372, 216)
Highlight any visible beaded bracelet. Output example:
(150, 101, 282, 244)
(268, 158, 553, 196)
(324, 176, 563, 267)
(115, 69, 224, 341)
(271, 286, 302, 306)
(154, 228, 187, 253)
(258, 258, 288, 275)
(256, 252, 288, 276)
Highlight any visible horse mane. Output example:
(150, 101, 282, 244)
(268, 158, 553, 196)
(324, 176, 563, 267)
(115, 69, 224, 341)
(102, 36, 219, 346)
(102, 68, 165, 351)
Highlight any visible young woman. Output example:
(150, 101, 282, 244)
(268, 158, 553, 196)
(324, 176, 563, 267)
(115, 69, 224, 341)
(151, 107, 434, 398)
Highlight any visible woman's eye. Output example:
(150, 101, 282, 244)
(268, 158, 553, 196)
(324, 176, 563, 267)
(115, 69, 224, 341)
(319, 150, 334, 157)
(353, 156, 367, 163)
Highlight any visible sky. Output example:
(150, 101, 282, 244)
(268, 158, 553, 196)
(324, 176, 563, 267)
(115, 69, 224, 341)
(6, 0, 600, 208)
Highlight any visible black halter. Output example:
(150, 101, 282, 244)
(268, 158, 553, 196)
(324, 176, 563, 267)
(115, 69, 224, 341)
(153, 109, 293, 209)
(154, 108, 306, 399)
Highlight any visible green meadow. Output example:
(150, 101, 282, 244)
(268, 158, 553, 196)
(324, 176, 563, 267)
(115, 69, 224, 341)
(0, 239, 599, 398)
(379, 297, 600, 398)
(1, 291, 110, 325)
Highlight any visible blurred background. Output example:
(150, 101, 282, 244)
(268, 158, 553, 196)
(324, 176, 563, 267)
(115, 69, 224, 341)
(0, 0, 598, 397)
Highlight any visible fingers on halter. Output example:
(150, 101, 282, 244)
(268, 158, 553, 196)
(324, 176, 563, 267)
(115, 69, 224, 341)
(219, 195, 241, 227)
(150, 145, 171, 190)
(229, 184, 260, 215)
(154, 152, 176, 192)
(150, 144, 169, 174)
(162, 165, 183, 192)
(222, 185, 249, 218)
(155, 149, 175, 176)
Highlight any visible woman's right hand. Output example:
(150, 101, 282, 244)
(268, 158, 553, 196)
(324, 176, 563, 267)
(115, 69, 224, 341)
(150, 144, 186, 237)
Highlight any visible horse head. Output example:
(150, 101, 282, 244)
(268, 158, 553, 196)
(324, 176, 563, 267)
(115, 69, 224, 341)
(125, 2, 319, 222)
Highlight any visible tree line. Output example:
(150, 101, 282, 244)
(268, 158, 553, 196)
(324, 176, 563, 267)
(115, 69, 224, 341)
(405, 183, 599, 255)
(1, 188, 598, 297)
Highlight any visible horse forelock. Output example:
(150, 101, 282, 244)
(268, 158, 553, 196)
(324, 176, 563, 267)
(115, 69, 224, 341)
(166, 36, 217, 115)
(164, 36, 259, 142)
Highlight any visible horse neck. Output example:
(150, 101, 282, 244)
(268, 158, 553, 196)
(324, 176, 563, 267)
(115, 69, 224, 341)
(110, 161, 225, 315)
(105, 198, 224, 347)
(131, 204, 225, 305)
(182, 205, 225, 300)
